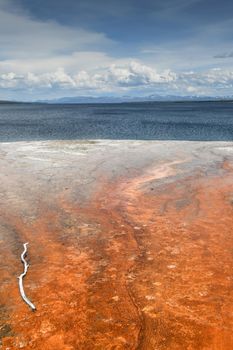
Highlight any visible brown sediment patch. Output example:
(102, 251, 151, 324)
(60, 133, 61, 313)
(1, 157, 233, 349)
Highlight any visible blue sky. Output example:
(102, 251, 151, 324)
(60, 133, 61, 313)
(0, 0, 233, 100)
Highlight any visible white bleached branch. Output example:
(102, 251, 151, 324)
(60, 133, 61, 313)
(18, 242, 36, 311)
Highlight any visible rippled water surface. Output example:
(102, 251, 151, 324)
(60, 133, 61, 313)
(0, 101, 233, 141)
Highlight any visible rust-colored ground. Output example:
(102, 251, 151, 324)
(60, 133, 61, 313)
(1, 143, 233, 349)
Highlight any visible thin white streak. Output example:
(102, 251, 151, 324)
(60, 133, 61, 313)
(18, 242, 36, 311)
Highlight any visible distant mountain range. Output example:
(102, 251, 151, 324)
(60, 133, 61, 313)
(1, 95, 233, 104)
(0, 100, 22, 104)
(40, 95, 233, 104)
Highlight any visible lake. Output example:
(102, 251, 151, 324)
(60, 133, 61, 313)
(0, 101, 233, 141)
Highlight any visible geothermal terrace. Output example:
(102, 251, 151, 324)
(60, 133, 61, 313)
(1, 140, 233, 349)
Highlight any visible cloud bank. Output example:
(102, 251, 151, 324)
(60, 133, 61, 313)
(2, 62, 233, 98)
(0, 0, 233, 100)
(0, 62, 176, 89)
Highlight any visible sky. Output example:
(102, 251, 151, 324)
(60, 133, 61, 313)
(0, 0, 233, 100)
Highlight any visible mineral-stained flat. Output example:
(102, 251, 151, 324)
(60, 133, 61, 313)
(1, 140, 233, 349)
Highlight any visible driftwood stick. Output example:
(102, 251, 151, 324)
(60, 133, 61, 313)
(18, 242, 36, 311)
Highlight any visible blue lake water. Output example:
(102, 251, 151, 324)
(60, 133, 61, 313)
(0, 101, 233, 141)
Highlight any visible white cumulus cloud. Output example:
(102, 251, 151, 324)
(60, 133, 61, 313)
(0, 62, 177, 92)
